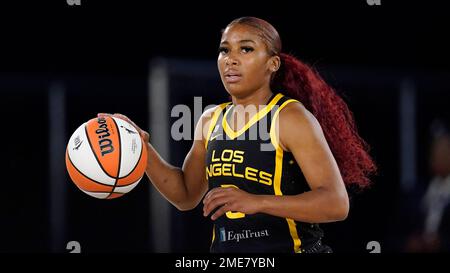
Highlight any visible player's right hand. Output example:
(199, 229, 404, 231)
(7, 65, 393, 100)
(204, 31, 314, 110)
(97, 113, 150, 144)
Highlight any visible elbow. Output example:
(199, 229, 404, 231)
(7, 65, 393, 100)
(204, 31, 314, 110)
(330, 194, 349, 221)
(334, 203, 349, 221)
(320, 188, 349, 222)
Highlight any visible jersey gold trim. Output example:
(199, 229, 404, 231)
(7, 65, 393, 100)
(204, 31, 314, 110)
(211, 224, 215, 245)
(222, 93, 284, 140)
(271, 98, 302, 253)
(269, 99, 299, 151)
(205, 103, 230, 149)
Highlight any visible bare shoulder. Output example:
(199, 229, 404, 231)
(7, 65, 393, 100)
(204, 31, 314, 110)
(278, 101, 320, 129)
(200, 104, 221, 122)
(277, 101, 324, 151)
(199, 104, 227, 130)
(195, 103, 228, 145)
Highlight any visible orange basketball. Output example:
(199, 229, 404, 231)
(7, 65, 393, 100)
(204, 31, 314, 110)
(65, 116, 148, 199)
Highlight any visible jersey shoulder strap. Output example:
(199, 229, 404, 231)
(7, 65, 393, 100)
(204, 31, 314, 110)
(270, 95, 300, 151)
(205, 102, 230, 149)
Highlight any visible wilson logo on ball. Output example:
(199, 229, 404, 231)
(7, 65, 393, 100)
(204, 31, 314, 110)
(96, 117, 115, 156)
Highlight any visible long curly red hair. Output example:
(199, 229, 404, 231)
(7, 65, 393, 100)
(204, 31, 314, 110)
(228, 17, 377, 189)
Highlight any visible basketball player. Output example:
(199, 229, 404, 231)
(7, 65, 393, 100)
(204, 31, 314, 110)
(99, 17, 376, 253)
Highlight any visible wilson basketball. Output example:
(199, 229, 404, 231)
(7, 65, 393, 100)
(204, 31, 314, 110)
(65, 116, 148, 199)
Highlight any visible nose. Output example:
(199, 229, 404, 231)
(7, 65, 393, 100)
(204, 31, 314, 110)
(225, 55, 239, 66)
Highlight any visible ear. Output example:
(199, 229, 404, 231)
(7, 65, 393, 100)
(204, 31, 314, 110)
(267, 55, 281, 73)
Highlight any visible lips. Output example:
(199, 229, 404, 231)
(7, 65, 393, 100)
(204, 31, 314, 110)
(224, 70, 242, 83)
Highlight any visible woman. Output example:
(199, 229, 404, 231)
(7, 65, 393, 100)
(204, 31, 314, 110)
(100, 17, 376, 253)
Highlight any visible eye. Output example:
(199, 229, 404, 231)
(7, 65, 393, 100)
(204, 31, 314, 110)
(218, 46, 229, 54)
(241, 46, 254, 53)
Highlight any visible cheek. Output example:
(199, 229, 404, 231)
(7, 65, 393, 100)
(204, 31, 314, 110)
(217, 57, 226, 75)
(245, 57, 269, 79)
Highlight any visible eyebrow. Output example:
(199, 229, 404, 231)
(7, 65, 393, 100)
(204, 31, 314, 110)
(220, 39, 256, 45)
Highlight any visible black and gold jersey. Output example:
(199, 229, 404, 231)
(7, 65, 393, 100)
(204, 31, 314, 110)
(205, 93, 324, 253)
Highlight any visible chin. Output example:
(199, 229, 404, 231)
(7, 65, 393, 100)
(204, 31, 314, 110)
(224, 84, 250, 99)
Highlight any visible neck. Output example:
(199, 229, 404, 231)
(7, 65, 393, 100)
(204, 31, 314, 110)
(231, 88, 274, 108)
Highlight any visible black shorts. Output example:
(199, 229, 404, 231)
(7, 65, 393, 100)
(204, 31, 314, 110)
(303, 240, 333, 253)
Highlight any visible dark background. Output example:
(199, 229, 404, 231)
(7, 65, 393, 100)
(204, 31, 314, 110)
(0, 0, 449, 253)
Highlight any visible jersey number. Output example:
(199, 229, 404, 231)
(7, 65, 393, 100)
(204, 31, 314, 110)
(221, 185, 245, 219)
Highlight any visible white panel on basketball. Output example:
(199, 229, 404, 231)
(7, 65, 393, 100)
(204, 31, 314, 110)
(67, 123, 116, 186)
(112, 117, 143, 177)
(113, 178, 142, 193)
(80, 189, 110, 199)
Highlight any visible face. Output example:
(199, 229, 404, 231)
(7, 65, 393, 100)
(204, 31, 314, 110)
(217, 24, 279, 98)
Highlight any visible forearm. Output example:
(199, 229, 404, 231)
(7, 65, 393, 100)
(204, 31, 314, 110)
(144, 142, 194, 210)
(258, 188, 349, 223)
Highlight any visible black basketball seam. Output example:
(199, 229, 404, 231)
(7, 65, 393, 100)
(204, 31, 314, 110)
(113, 177, 142, 189)
(84, 191, 123, 194)
(81, 177, 142, 194)
(107, 117, 122, 198)
(84, 123, 117, 180)
(116, 138, 144, 184)
(67, 150, 116, 188)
